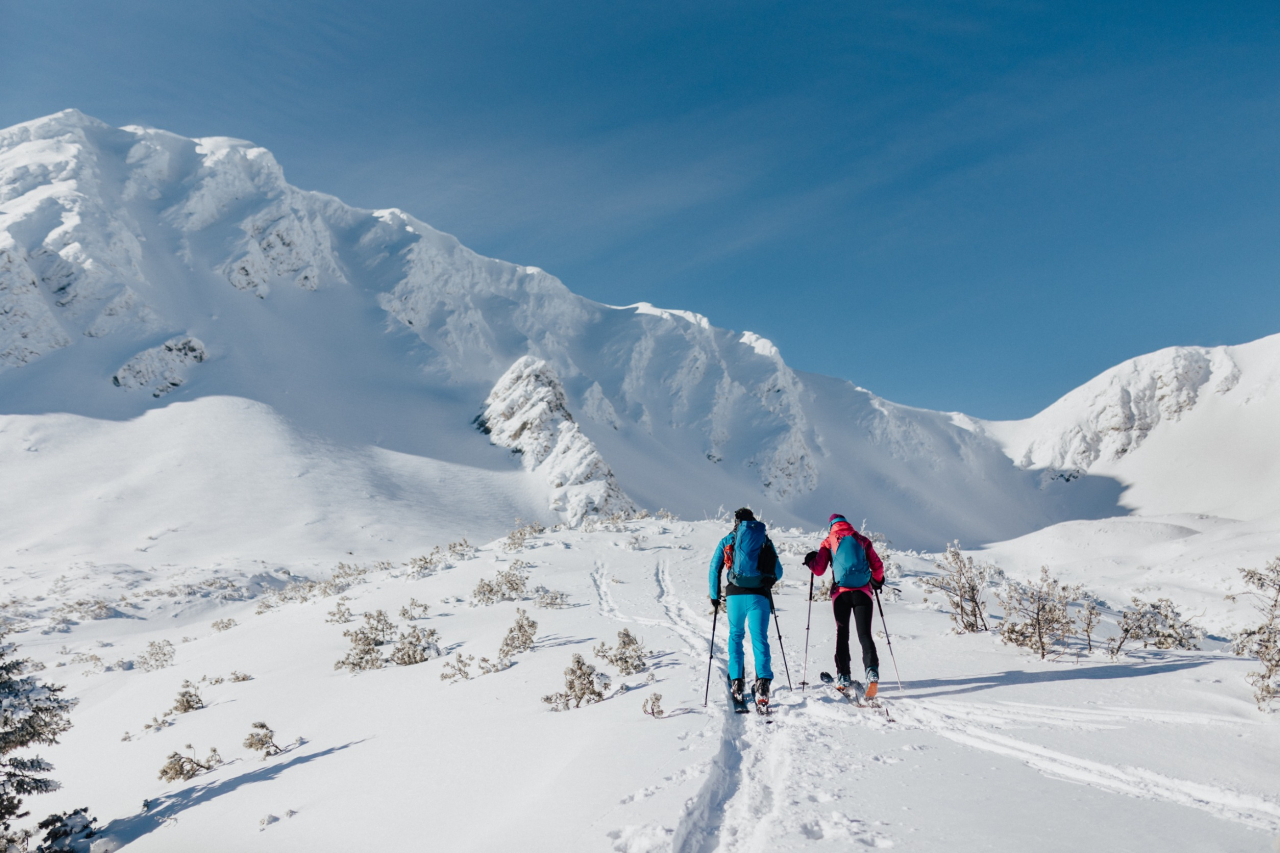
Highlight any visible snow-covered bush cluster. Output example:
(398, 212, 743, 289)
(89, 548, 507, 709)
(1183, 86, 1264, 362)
(171, 682, 205, 714)
(335, 609, 440, 673)
(256, 562, 371, 614)
(542, 653, 610, 710)
(1230, 556, 1280, 710)
(503, 520, 546, 553)
(642, 693, 664, 718)
(472, 565, 529, 605)
(211, 618, 236, 632)
(1108, 598, 1202, 656)
(137, 639, 175, 671)
(32, 807, 98, 852)
(532, 586, 569, 609)
(594, 629, 648, 676)
(326, 598, 354, 624)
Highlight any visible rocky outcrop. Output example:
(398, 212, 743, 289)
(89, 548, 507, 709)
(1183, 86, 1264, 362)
(480, 356, 635, 524)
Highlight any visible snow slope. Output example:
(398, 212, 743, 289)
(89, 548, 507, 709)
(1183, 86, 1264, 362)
(11, 519, 1279, 852)
(0, 110, 1122, 553)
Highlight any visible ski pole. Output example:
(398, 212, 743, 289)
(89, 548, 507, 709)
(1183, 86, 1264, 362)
(769, 593, 793, 691)
(872, 586, 903, 691)
(703, 600, 720, 706)
(801, 573, 814, 690)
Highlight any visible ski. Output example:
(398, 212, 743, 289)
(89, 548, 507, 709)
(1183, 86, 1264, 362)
(727, 678, 750, 714)
(819, 671, 893, 720)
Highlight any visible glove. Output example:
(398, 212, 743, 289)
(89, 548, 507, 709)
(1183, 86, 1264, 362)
(709, 597, 720, 610)
(803, 550, 818, 569)
(870, 577, 884, 592)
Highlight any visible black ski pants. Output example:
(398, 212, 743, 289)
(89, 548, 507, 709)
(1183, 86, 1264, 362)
(833, 589, 878, 677)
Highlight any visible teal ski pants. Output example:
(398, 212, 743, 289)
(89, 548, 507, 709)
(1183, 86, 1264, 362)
(725, 593, 773, 681)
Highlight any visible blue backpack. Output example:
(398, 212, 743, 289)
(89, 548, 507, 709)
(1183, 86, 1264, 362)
(726, 520, 776, 588)
(831, 534, 872, 589)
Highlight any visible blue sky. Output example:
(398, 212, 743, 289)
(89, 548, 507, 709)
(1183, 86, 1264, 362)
(3, 0, 1278, 418)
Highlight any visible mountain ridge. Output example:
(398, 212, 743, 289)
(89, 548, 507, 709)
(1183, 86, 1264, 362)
(2, 110, 1275, 553)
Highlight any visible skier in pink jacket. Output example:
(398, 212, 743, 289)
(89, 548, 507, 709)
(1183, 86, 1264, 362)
(804, 514, 886, 698)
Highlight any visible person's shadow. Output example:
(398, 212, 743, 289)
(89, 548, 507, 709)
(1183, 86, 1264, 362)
(96, 741, 359, 846)
(896, 655, 1216, 699)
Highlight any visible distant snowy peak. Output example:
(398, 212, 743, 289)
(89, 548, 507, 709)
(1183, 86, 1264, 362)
(985, 343, 1248, 472)
(481, 356, 636, 524)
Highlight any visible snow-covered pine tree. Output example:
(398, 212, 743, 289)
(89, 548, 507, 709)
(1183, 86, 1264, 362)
(1229, 556, 1280, 711)
(0, 631, 76, 845)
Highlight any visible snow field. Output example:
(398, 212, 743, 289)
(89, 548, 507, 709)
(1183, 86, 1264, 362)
(13, 519, 1280, 852)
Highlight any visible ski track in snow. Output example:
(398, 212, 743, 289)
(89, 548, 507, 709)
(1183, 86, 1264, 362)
(898, 700, 1280, 834)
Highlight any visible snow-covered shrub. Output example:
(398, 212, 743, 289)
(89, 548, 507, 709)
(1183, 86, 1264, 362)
(158, 745, 222, 782)
(243, 722, 282, 759)
(448, 539, 477, 561)
(595, 629, 647, 675)
(472, 566, 529, 605)
(656, 509, 678, 521)
(625, 534, 647, 551)
(389, 626, 441, 666)
(326, 598, 354, 624)
(361, 610, 397, 645)
(642, 693, 664, 718)
(230, 671, 253, 682)
(995, 568, 1081, 659)
(334, 629, 383, 673)
(406, 548, 445, 578)
(1108, 598, 1202, 657)
(399, 598, 429, 621)
(504, 609, 539, 656)
(477, 656, 510, 675)
(171, 682, 204, 714)
(210, 619, 236, 633)
(0, 632, 76, 843)
(52, 599, 118, 622)
(1229, 556, 1280, 711)
(809, 574, 833, 602)
(542, 654, 610, 710)
(922, 544, 993, 633)
(439, 653, 474, 682)
(533, 586, 569, 609)
(142, 715, 174, 733)
(33, 806, 97, 852)
(504, 520, 545, 552)
(137, 640, 175, 671)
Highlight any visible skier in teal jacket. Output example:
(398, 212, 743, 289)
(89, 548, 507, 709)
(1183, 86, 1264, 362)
(709, 508, 782, 707)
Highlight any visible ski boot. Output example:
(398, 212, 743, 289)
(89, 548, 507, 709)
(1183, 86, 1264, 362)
(730, 677, 746, 705)
(865, 667, 879, 700)
(754, 677, 771, 712)
(835, 672, 853, 694)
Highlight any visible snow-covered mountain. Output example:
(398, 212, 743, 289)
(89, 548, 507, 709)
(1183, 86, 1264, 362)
(0, 109, 1127, 554)
(979, 334, 1280, 521)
